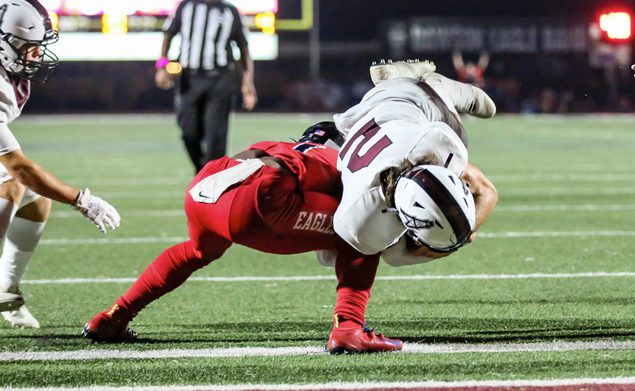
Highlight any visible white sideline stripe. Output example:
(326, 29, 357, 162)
(48, 204, 635, 219)
(1, 340, 633, 363)
(4, 378, 635, 391)
(36, 231, 635, 246)
(479, 231, 635, 238)
(21, 272, 635, 285)
(495, 204, 635, 212)
(53, 174, 635, 187)
(51, 210, 184, 218)
(490, 173, 635, 182)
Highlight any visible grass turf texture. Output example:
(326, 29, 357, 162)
(0, 113, 633, 387)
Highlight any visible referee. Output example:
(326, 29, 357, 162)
(155, 0, 257, 172)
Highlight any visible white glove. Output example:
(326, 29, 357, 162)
(72, 189, 121, 234)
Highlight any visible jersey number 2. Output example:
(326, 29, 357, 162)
(339, 119, 392, 173)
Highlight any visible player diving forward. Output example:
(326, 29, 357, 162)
(324, 60, 499, 353)
(0, 0, 120, 327)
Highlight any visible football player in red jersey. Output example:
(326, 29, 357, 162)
(83, 122, 403, 353)
(0, 0, 120, 328)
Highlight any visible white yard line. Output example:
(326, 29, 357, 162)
(494, 204, 635, 212)
(36, 231, 635, 246)
(48, 204, 635, 219)
(478, 231, 635, 238)
(21, 272, 635, 285)
(1, 340, 633, 363)
(6, 378, 635, 391)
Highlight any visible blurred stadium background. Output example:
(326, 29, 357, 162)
(30, 0, 635, 114)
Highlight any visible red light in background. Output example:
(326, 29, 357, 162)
(598, 11, 632, 40)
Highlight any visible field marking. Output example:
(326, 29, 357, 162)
(22, 272, 635, 285)
(48, 204, 635, 219)
(495, 204, 635, 212)
(51, 174, 635, 187)
(51, 210, 185, 218)
(1, 340, 633, 363)
(36, 231, 635, 246)
(489, 173, 635, 182)
(4, 379, 635, 391)
(478, 231, 635, 238)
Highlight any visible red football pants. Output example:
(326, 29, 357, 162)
(115, 156, 377, 324)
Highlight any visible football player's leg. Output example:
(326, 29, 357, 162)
(84, 236, 231, 342)
(0, 179, 24, 313)
(327, 245, 402, 354)
(0, 192, 50, 328)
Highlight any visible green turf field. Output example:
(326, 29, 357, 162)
(0, 113, 633, 388)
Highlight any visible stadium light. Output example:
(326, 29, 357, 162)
(255, 12, 276, 35)
(598, 11, 632, 40)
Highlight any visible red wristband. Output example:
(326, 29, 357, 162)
(155, 57, 170, 70)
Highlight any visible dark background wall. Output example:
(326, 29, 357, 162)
(27, 0, 635, 114)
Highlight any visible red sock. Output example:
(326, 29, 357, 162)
(114, 241, 214, 318)
(333, 244, 380, 328)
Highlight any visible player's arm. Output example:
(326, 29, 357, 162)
(461, 163, 498, 242)
(0, 149, 120, 233)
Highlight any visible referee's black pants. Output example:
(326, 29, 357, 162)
(175, 69, 237, 172)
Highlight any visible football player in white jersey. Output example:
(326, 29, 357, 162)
(324, 61, 499, 353)
(0, 0, 120, 327)
(333, 60, 498, 264)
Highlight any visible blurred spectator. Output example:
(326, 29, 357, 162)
(155, 0, 257, 172)
(452, 51, 490, 89)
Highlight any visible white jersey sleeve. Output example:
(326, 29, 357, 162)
(0, 69, 22, 156)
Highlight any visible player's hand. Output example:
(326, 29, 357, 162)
(241, 82, 257, 111)
(155, 69, 174, 90)
(632, 64, 635, 77)
(73, 189, 121, 234)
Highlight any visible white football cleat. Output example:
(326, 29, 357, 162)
(0, 291, 23, 312)
(3, 305, 40, 329)
(369, 59, 437, 86)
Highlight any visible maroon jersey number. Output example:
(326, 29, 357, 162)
(339, 119, 392, 173)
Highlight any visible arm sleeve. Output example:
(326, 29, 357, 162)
(230, 7, 248, 48)
(0, 123, 20, 156)
(162, 1, 185, 37)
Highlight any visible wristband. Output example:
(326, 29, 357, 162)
(155, 57, 170, 70)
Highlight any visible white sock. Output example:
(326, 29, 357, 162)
(0, 198, 18, 290)
(0, 217, 46, 289)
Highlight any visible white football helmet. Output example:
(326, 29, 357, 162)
(0, 0, 58, 82)
(393, 165, 476, 253)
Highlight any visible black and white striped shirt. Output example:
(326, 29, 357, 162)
(164, 0, 247, 71)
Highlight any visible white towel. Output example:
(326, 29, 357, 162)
(189, 159, 265, 204)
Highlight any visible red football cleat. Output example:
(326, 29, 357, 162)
(327, 324, 403, 354)
(82, 304, 137, 343)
